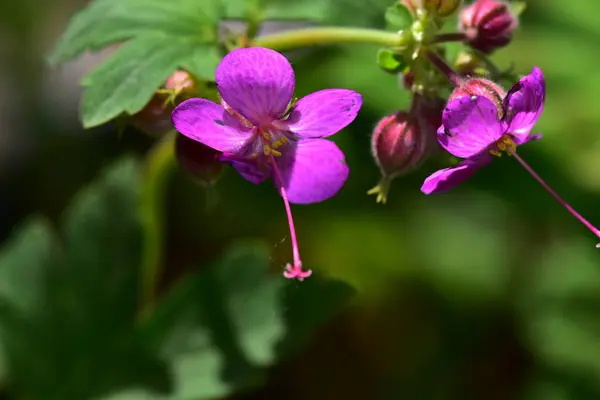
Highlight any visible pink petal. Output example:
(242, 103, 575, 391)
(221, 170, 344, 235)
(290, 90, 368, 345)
(284, 89, 362, 139)
(276, 139, 349, 204)
(215, 47, 295, 126)
(421, 158, 489, 194)
(172, 99, 251, 153)
(503, 67, 546, 143)
(438, 95, 505, 159)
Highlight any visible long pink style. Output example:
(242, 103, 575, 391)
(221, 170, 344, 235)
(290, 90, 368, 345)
(510, 150, 600, 247)
(270, 156, 313, 280)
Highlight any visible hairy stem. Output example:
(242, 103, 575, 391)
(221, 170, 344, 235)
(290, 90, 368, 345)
(431, 32, 467, 44)
(426, 49, 463, 87)
(253, 27, 407, 51)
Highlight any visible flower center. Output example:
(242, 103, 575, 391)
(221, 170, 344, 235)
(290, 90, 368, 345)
(489, 134, 516, 157)
(250, 127, 291, 158)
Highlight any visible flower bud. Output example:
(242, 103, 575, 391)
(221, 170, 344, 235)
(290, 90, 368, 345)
(403, 0, 462, 18)
(368, 110, 433, 204)
(175, 133, 223, 186)
(165, 70, 196, 100)
(130, 96, 174, 138)
(448, 77, 506, 116)
(459, 0, 517, 54)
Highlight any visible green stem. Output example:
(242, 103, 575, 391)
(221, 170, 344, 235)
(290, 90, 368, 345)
(139, 131, 177, 313)
(253, 27, 407, 50)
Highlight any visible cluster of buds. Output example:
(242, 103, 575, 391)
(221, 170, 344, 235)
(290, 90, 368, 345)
(368, 95, 443, 204)
(370, 0, 520, 203)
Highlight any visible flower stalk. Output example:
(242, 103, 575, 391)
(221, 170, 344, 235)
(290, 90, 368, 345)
(510, 149, 600, 247)
(253, 27, 407, 50)
(425, 49, 463, 87)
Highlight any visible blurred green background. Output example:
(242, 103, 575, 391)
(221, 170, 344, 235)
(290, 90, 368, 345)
(1, 0, 600, 398)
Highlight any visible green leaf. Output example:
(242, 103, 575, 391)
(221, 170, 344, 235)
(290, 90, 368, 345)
(0, 158, 171, 399)
(62, 157, 142, 325)
(79, 35, 215, 128)
(385, 3, 413, 31)
(0, 218, 58, 318)
(49, 0, 223, 128)
(49, 0, 221, 65)
(377, 48, 407, 73)
(0, 218, 58, 387)
(223, 0, 331, 21)
(137, 242, 355, 399)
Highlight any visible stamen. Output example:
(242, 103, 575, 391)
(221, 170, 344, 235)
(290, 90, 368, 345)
(509, 149, 600, 247)
(262, 131, 271, 140)
(269, 155, 312, 280)
(271, 149, 282, 157)
(489, 150, 502, 157)
(263, 145, 271, 156)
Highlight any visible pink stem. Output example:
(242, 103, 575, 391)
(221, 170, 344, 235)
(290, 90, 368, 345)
(269, 156, 312, 280)
(512, 151, 600, 247)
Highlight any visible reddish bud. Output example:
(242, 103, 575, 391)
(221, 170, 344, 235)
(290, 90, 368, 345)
(459, 0, 517, 53)
(165, 70, 196, 99)
(130, 71, 197, 138)
(175, 134, 223, 186)
(368, 108, 435, 204)
(130, 96, 174, 138)
(449, 77, 506, 116)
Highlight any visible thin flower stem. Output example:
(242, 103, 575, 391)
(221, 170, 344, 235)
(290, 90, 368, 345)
(425, 49, 463, 87)
(269, 156, 312, 280)
(511, 151, 600, 247)
(138, 132, 177, 317)
(253, 27, 407, 51)
(431, 32, 468, 44)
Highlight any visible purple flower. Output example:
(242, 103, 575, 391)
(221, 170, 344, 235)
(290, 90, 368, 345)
(171, 47, 363, 280)
(421, 66, 545, 194)
(422, 67, 600, 247)
(172, 47, 362, 204)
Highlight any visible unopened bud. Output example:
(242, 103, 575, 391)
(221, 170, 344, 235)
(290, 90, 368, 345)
(403, 0, 462, 17)
(130, 96, 174, 138)
(459, 0, 517, 53)
(175, 133, 223, 186)
(448, 77, 506, 116)
(368, 111, 432, 204)
(165, 71, 196, 99)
